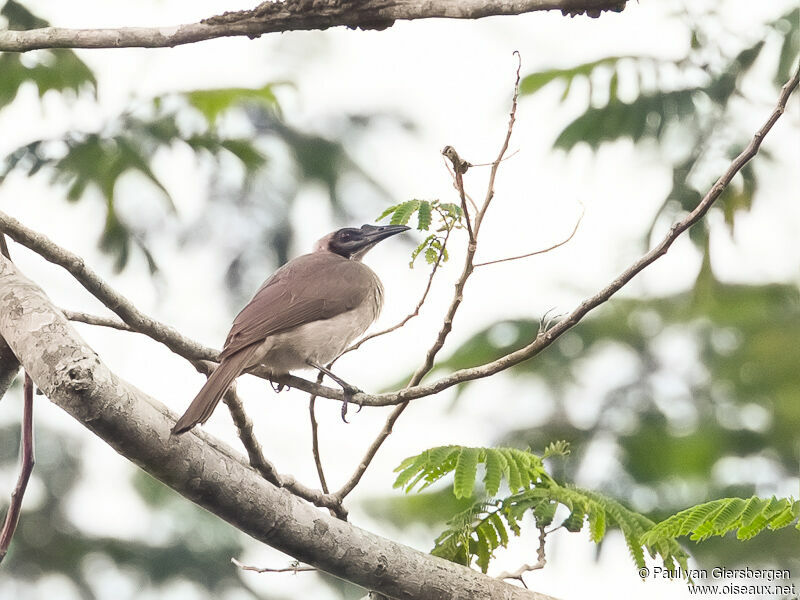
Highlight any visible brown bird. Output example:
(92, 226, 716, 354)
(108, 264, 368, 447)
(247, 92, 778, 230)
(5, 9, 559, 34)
(172, 224, 409, 434)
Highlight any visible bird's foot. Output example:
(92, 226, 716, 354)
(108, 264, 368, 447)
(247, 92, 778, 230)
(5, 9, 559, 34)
(307, 360, 363, 423)
(270, 380, 287, 393)
(340, 384, 363, 423)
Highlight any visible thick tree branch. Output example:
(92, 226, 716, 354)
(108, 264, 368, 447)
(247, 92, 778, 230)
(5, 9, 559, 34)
(0, 0, 627, 52)
(0, 335, 18, 401)
(0, 256, 552, 600)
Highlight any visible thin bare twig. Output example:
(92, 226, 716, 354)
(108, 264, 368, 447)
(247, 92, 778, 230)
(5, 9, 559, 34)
(308, 371, 329, 495)
(350, 62, 798, 407)
(221, 385, 282, 486)
(0, 214, 217, 361)
(212, 363, 347, 519)
(474, 200, 585, 268)
(468, 149, 521, 167)
(343, 224, 453, 355)
(497, 526, 548, 583)
(334, 56, 525, 500)
(231, 557, 316, 574)
(61, 309, 133, 331)
(0, 373, 34, 564)
(334, 197, 471, 500)
(475, 50, 522, 236)
(308, 222, 453, 504)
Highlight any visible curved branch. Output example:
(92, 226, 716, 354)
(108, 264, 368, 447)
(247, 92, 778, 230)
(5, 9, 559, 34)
(0, 256, 551, 600)
(474, 200, 584, 268)
(0, 0, 628, 52)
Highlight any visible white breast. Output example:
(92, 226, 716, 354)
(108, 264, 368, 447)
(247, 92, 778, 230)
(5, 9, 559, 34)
(250, 270, 384, 374)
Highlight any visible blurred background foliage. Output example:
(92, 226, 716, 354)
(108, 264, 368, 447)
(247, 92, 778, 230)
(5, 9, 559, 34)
(0, 423, 280, 600)
(0, 0, 798, 598)
(0, 0, 403, 301)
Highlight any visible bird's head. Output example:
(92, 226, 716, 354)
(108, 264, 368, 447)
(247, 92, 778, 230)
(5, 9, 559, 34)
(315, 224, 410, 260)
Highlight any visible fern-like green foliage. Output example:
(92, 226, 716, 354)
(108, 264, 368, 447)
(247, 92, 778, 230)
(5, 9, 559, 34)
(642, 496, 800, 544)
(395, 445, 800, 576)
(377, 199, 463, 267)
(394, 446, 548, 499)
(394, 444, 689, 574)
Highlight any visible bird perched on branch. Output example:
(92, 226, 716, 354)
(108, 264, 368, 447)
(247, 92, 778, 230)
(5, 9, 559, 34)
(172, 223, 410, 434)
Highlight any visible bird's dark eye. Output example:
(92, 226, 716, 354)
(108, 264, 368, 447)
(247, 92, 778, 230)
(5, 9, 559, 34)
(340, 232, 351, 241)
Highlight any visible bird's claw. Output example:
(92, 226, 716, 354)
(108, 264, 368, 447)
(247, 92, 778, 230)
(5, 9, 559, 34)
(340, 385, 363, 423)
(270, 381, 287, 393)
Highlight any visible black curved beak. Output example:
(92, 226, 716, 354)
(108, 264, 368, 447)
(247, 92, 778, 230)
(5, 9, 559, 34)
(359, 224, 411, 246)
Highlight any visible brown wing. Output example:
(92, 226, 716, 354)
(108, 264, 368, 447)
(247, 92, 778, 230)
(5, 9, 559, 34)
(219, 252, 377, 359)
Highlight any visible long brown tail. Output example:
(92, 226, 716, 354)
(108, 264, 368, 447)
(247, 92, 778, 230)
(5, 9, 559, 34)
(171, 347, 257, 434)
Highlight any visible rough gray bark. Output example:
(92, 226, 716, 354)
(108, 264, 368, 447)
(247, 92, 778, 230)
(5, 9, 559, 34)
(0, 235, 19, 400)
(0, 335, 19, 401)
(0, 255, 555, 600)
(0, 0, 627, 52)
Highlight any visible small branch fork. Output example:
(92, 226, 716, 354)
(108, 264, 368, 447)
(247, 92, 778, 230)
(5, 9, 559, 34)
(0, 63, 795, 521)
(216, 371, 347, 519)
(497, 526, 548, 586)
